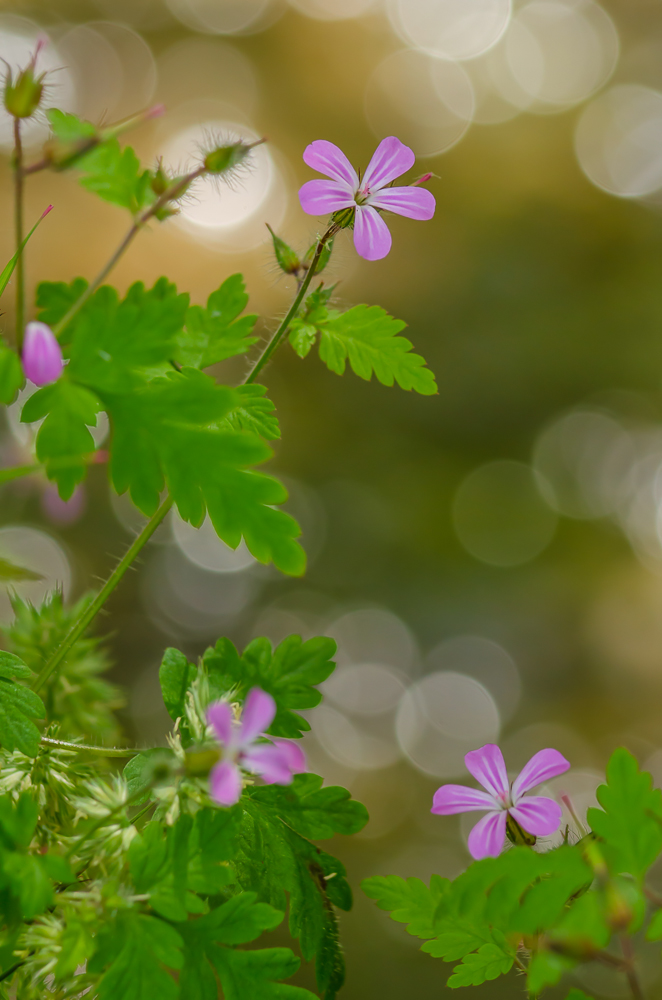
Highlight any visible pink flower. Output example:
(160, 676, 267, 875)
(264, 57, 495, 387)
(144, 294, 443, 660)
(298, 136, 435, 261)
(22, 322, 63, 386)
(207, 687, 306, 806)
(431, 743, 570, 860)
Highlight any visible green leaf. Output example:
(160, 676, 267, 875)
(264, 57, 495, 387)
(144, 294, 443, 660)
(362, 874, 450, 940)
(219, 384, 280, 440)
(21, 379, 101, 499)
(207, 946, 315, 1000)
(647, 907, 662, 940)
(249, 773, 369, 840)
(159, 647, 196, 722)
(318, 304, 437, 394)
(54, 918, 95, 980)
(106, 368, 305, 575)
(0, 556, 42, 582)
(447, 943, 514, 988)
(565, 991, 595, 999)
(91, 912, 183, 1000)
(0, 655, 45, 757)
(47, 108, 97, 145)
(203, 635, 337, 738)
(289, 322, 317, 359)
(527, 949, 576, 995)
(76, 139, 155, 215)
(0, 342, 23, 404)
(174, 274, 258, 369)
(587, 748, 662, 879)
(0, 205, 52, 299)
(36, 277, 89, 328)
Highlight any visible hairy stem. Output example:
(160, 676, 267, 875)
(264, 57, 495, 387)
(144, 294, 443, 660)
(245, 223, 337, 385)
(53, 166, 206, 338)
(33, 496, 173, 693)
(13, 118, 24, 349)
(40, 736, 141, 757)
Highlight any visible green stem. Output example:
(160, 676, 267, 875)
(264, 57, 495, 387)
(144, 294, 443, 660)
(621, 935, 646, 1000)
(40, 735, 141, 757)
(33, 496, 173, 693)
(245, 223, 336, 385)
(13, 118, 24, 350)
(53, 166, 206, 338)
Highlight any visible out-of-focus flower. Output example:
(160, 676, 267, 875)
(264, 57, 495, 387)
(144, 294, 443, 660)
(431, 743, 570, 860)
(207, 687, 306, 806)
(298, 136, 435, 261)
(22, 322, 63, 387)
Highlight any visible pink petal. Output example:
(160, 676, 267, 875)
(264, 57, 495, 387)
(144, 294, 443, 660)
(353, 206, 392, 261)
(431, 784, 498, 815)
(361, 137, 415, 193)
(238, 688, 276, 745)
(207, 701, 234, 747)
(242, 743, 294, 785)
(464, 745, 510, 802)
(209, 761, 242, 806)
(467, 810, 507, 860)
(509, 796, 563, 837)
(368, 186, 435, 221)
(298, 179, 355, 216)
(270, 738, 307, 775)
(511, 749, 571, 801)
(303, 139, 359, 189)
(22, 322, 63, 387)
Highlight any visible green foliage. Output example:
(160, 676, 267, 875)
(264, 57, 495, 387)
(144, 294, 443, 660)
(88, 912, 183, 1000)
(173, 275, 258, 370)
(220, 384, 280, 440)
(446, 943, 514, 988)
(159, 647, 197, 724)
(202, 635, 337, 738)
(0, 558, 41, 582)
(565, 991, 595, 1000)
(587, 747, 662, 879)
(4, 592, 123, 743)
(289, 294, 436, 394)
(0, 342, 22, 404)
(76, 140, 155, 216)
(362, 875, 450, 939)
(0, 653, 45, 757)
(36, 276, 88, 328)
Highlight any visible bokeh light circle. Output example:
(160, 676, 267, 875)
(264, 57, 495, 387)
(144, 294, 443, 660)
(170, 511, 256, 573)
(425, 635, 521, 722)
(288, 0, 378, 21)
(323, 663, 406, 716)
(388, 0, 511, 62)
(166, 0, 273, 34)
(0, 527, 71, 620)
(452, 460, 557, 567)
(364, 49, 474, 158)
(313, 705, 402, 770)
(326, 607, 418, 673)
(575, 85, 662, 198)
(506, 0, 619, 111)
(396, 671, 500, 777)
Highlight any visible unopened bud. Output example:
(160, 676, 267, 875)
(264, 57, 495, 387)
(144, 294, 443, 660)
(204, 139, 254, 175)
(330, 207, 355, 230)
(411, 172, 434, 187)
(267, 225, 300, 274)
(4, 43, 47, 120)
(22, 322, 63, 387)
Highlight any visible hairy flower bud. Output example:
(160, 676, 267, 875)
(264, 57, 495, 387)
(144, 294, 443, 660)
(204, 139, 254, 176)
(266, 225, 301, 274)
(22, 322, 63, 387)
(4, 39, 47, 119)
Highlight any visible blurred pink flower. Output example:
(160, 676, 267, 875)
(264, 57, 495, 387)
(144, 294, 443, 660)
(431, 743, 570, 860)
(41, 484, 86, 525)
(22, 322, 63, 386)
(207, 687, 306, 806)
(298, 136, 435, 261)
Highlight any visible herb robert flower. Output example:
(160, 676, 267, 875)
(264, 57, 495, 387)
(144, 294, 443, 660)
(207, 687, 306, 806)
(298, 136, 435, 261)
(431, 743, 570, 860)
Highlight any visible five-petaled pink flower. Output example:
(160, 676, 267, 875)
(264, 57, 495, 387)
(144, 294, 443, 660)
(207, 687, 306, 806)
(22, 322, 63, 387)
(431, 743, 570, 860)
(298, 136, 435, 261)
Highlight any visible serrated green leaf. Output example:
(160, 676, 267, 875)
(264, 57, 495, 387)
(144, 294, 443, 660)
(36, 277, 89, 329)
(175, 274, 258, 369)
(317, 304, 437, 394)
(527, 949, 576, 995)
(159, 647, 196, 722)
(1, 852, 53, 919)
(647, 907, 662, 940)
(0, 655, 45, 756)
(565, 991, 594, 1000)
(249, 773, 369, 839)
(0, 557, 42, 582)
(92, 912, 183, 1000)
(587, 748, 662, 879)
(21, 379, 101, 499)
(54, 918, 95, 980)
(219, 384, 280, 440)
(289, 322, 317, 359)
(203, 635, 336, 738)
(47, 108, 97, 145)
(207, 945, 315, 1000)
(447, 942, 514, 988)
(76, 139, 155, 215)
(362, 874, 450, 940)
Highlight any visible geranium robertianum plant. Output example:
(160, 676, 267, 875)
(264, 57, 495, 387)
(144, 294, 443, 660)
(0, 44, 437, 1000)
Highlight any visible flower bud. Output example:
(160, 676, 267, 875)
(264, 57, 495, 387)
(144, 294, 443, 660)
(204, 139, 254, 176)
(22, 322, 63, 387)
(4, 40, 47, 119)
(267, 225, 301, 274)
(330, 207, 355, 230)
(304, 237, 334, 274)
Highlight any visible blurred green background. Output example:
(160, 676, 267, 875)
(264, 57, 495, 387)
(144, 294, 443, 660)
(4, 0, 662, 995)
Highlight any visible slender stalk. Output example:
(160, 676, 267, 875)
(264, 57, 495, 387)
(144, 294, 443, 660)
(245, 223, 337, 385)
(40, 735, 141, 757)
(53, 166, 206, 338)
(621, 936, 646, 1000)
(13, 118, 24, 349)
(33, 496, 173, 693)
